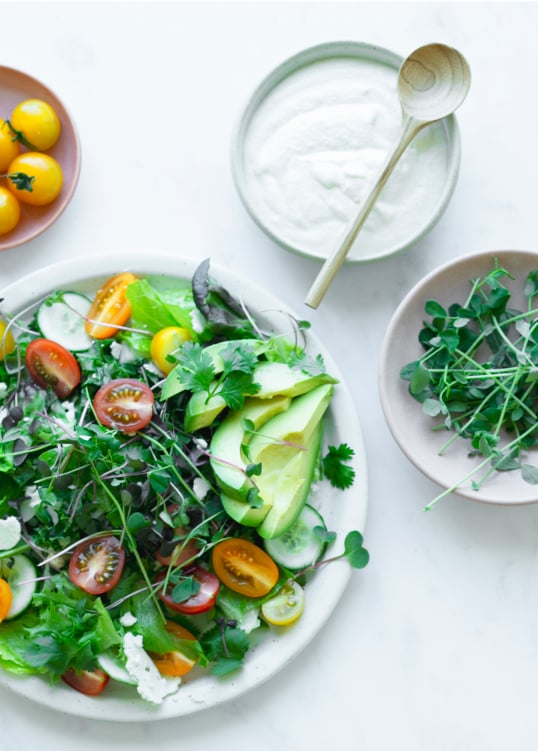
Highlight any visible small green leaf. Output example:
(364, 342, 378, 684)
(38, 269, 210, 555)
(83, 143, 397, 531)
(410, 364, 430, 395)
(127, 512, 150, 533)
(424, 300, 447, 318)
(522, 464, 538, 484)
(343, 531, 369, 569)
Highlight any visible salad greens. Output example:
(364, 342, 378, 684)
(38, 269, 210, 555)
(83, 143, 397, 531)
(0, 259, 368, 704)
(401, 260, 538, 509)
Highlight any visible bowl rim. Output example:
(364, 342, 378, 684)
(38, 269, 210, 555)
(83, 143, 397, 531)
(230, 39, 462, 264)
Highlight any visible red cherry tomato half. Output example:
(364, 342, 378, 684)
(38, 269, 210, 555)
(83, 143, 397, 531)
(25, 338, 81, 399)
(93, 378, 154, 433)
(62, 667, 110, 696)
(155, 524, 201, 568)
(157, 566, 220, 615)
(68, 535, 126, 595)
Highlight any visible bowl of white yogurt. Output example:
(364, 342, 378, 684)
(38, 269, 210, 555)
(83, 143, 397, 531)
(231, 41, 462, 263)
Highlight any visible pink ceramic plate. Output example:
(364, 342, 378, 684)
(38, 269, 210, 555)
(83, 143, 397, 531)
(379, 249, 538, 506)
(0, 65, 81, 251)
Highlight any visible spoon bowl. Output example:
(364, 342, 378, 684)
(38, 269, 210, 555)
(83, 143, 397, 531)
(305, 43, 471, 309)
(398, 43, 471, 122)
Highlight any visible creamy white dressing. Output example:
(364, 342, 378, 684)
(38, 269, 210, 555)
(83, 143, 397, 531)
(241, 56, 452, 261)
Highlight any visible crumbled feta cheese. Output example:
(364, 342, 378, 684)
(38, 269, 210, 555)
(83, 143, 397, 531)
(123, 632, 180, 704)
(20, 485, 42, 522)
(109, 341, 138, 364)
(59, 399, 76, 427)
(119, 611, 138, 628)
(192, 477, 210, 501)
(142, 361, 162, 376)
(193, 436, 208, 451)
(0, 516, 21, 550)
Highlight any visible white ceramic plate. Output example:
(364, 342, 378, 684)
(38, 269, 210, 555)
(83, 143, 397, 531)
(379, 248, 538, 506)
(231, 40, 461, 263)
(0, 252, 368, 720)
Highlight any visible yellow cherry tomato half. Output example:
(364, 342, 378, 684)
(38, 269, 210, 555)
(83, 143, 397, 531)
(85, 272, 137, 339)
(150, 620, 198, 678)
(0, 119, 20, 172)
(7, 152, 63, 206)
(0, 578, 13, 623)
(11, 98, 61, 151)
(261, 580, 305, 626)
(212, 538, 279, 598)
(0, 186, 21, 235)
(150, 326, 192, 374)
(0, 319, 15, 360)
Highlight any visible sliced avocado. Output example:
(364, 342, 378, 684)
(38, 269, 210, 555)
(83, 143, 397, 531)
(209, 395, 292, 501)
(162, 338, 269, 400)
(221, 494, 272, 527)
(215, 383, 333, 535)
(258, 420, 323, 539)
(185, 361, 338, 432)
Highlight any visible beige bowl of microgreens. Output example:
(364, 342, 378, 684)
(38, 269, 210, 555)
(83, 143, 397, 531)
(379, 249, 538, 508)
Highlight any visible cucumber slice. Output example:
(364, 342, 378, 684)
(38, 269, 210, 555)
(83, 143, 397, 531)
(97, 652, 137, 685)
(37, 292, 93, 351)
(263, 504, 328, 570)
(0, 554, 37, 619)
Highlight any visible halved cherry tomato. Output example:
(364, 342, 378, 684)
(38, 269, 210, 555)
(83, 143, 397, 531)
(61, 667, 110, 696)
(25, 338, 81, 399)
(150, 326, 192, 375)
(211, 538, 279, 598)
(0, 578, 12, 623)
(93, 378, 154, 433)
(68, 535, 125, 595)
(150, 620, 197, 678)
(156, 523, 201, 568)
(85, 272, 136, 339)
(261, 580, 305, 626)
(157, 565, 220, 615)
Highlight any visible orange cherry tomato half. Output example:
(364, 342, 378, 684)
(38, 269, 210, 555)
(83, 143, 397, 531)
(93, 378, 154, 433)
(211, 538, 279, 598)
(61, 667, 110, 696)
(151, 620, 197, 678)
(85, 272, 136, 339)
(25, 338, 81, 400)
(0, 578, 13, 623)
(157, 566, 220, 615)
(68, 535, 125, 595)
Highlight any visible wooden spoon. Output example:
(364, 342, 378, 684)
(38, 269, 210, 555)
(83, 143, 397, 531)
(304, 43, 471, 309)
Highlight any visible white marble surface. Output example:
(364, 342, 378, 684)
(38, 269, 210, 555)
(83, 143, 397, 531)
(1, 1, 538, 749)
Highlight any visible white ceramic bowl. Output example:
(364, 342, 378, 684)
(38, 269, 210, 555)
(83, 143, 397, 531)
(0, 251, 368, 721)
(232, 40, 461, 263)
(379, 248, 538, 506)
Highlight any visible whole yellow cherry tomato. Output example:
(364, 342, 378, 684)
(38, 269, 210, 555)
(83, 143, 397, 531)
(0, 120, 20, 172)
(0, 186, 20, 235)
(10, 98, 61, 151)
(7, 152, 63, 206)
(0, 320, 15, 359)
(150, 326, 192, 374)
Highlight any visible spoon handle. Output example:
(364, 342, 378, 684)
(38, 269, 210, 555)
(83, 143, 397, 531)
(304, 114, 425, 309)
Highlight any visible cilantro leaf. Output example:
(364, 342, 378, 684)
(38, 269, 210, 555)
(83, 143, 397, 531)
(174, 341, 215, 392)
(322, 443, 356, 489)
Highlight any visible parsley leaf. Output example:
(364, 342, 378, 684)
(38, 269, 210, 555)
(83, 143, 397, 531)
(322, 443, 356, 489)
